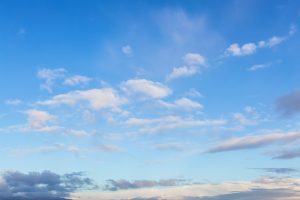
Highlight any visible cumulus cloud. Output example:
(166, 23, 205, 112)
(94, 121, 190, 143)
(225, 43, 257, 56)
(37, 68, 92, 92)
(104, 179, 186, 191)
(166, 53, 205, 81)
(206, 131, 300, 153)
(122, 45, 133, 56)
(167, 66, 198, 81)
(276, 90, 300, 116)
(121, 79, 172, 99)
(63, 75, 91, 86)
(37, 88, 126, 110)
(183, 53, 205, 65)
(25, 109, 58, 132)
(0, 171, 97, 199)
(174, 98, 203, 109)
(37, 68, 66, 93)
(225, 27, 295, 57)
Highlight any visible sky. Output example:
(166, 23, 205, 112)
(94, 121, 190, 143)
(1, 0, 300, 199)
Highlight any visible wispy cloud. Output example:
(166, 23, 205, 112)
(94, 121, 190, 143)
(5, 99, 22, 106)
(104, 179, 187, 191)
(158, 97, 203, 110)
(97, 144, 123, 153)
(126, 115, 226, 133)
(11, 143, 81, 157)
(253, 168, 299, 174)
(167, 66, 198, 81)
(122, 45, 133, 56)
(276, 90, 300, 116)
(272, 148, 300, 160)
(37, 88, 127, 110)
(25, 109, 59, 132)
(37, 68, 66, 93)
(166, 53, 206, 81)
(206, 131, 300, 153)
(248, 62, 272, 71)
(151, 142, 184, 151)
(63, 75, 91, 86)
(121, 79, 171, 99)
(74, 176, 300, 200)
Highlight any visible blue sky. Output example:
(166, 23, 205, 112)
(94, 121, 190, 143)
(1, 0, 300, 199)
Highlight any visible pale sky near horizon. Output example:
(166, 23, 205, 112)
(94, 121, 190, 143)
(1, 0, 300, 199)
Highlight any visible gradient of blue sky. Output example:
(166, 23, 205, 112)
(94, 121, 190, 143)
(1, 0, 300, 199)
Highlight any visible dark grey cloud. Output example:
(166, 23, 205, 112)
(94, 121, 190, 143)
(183, 189, 299, 200)
(276, 90, 300, 116)
(253, 167, 299, 174)
(104, 179, 187, 191)
(0, 171, 98, 199)
(272, 148, 300, 159)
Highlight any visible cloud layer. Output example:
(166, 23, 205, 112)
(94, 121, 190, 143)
(0, 171, 97, 199)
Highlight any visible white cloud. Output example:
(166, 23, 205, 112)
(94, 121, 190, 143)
(37, 88, 126, 110)
(258, 36, 286, 48)
(26, 109, 56, 130)
(167, 66, 198, 81)
(174, 97, 203, 109)
(244, 106, 255, 113)
(225, 27, 295, 57)
(159, 98, 203, 110)
(37, 68, 66, 93)
(185, 88, 203, 97)
(121, 79, 172, 99)
(248, 63, 272, 71)
(63, 75, 91, 86)
(5, 99, 22, 106)
(73, 177, 300, 200)
(125, 115, 226, 133)
(226, 43, 257, 56)
(183, 53, 205, 65)
(122, 45, 133, 56)
(232, 112, 257, 126)
(11, 143, 81, 157)
(289, 24, 297, 36)
(125, 118, 156, 126)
